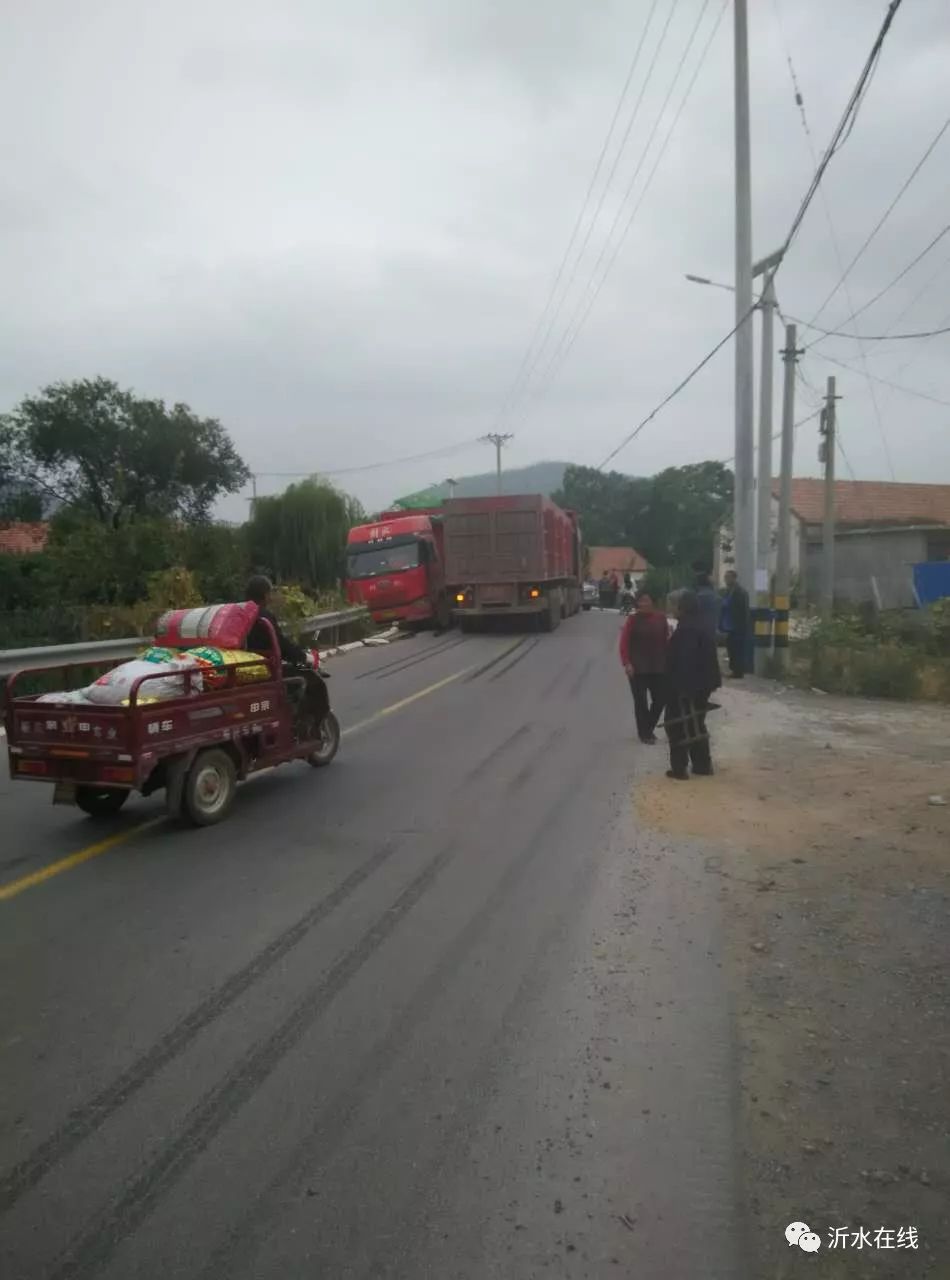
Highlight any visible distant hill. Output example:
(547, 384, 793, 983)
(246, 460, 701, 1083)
(394, 460, 571, 508)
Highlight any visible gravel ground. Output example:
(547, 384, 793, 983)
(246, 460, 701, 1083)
(634, 680, 950, 1278)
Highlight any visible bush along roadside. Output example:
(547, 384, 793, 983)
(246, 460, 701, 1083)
(794, 602, 950, 701)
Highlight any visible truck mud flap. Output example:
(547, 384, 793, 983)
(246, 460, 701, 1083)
(52, 782, 77, 807)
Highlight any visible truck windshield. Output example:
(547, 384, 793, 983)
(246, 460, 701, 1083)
(347, 539, 421, 579)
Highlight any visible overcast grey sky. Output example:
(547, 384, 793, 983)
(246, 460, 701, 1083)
(2, 0, 949, 515)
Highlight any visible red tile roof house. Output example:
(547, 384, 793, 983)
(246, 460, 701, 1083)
(715, 481, 950, 608)
(587, 546, 650, 585)
(0, 522, 49, 555)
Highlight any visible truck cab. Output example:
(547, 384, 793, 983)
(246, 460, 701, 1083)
(345, 511, 449, 629)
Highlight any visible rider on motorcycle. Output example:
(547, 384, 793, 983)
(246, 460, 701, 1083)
(244, 576, 325, 737)
(245, 576, 316, 668)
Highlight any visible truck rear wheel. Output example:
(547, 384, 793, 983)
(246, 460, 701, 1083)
(540, 594, 561, 632)
(435, 594, 452, 632)
(183, 748, 237, 827)
(76, 786, 129, 818)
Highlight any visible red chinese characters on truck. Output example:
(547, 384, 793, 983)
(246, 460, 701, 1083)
(345, 510, 449, 629)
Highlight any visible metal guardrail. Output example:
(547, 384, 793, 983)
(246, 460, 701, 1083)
(0, 607, 369, 677)
(300, 606, 368, 641)
(0, 636, 147, 678)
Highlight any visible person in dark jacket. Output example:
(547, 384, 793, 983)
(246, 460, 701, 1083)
(692, 565, 721, 639)
(619, 590, 668, 744)
(720, 569, 750, 678)
(244, 576, 312, 667)
(663, 589, 721, 779)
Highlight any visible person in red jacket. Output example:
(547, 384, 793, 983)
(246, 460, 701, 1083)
(619, 589, 669, 744)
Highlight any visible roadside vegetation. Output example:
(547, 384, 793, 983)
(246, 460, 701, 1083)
(0, 377, 365, 647)
(788, 600, 950, 702)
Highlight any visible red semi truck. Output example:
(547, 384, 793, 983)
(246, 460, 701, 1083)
(345, 509, 451, 629)
(443, 494, 583, 631)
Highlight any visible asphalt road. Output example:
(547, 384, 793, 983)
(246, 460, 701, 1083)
(1, 614, 740, 1279)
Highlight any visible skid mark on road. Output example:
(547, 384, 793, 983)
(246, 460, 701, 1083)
(200, 731, 604, 1280)
(488, 637, 541, 682)
(566, 657, 594, 698)
(504, 726, 561, 795)
(460, 724, 533, 787)
(354, 636, 467, 682)
(48, 837, 460, 1280)
(539, 660, 574, 698)
(463, 638, 527, 683)
(0, 840, 402, 1214)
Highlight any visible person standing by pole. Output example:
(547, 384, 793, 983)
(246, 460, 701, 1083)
(720, 569, 750, 678)
(664, 590, 722, 780)
(693, 564, 721, 639)
(619, 590, 669, 744)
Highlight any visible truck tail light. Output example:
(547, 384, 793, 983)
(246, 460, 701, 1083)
(16, 759, 47, 776)
(100, 766, 135, 784)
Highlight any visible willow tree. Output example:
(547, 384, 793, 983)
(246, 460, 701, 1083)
(247, 477, 365, 591)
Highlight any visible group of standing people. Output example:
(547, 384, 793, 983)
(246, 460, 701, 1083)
(617, 566, 748, 780)
(695, 567, 750, 680)
(596, 569, 629, 610)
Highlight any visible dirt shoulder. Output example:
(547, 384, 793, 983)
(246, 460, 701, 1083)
(635, 681, 950, 1278)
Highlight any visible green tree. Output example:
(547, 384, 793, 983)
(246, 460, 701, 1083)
(630, 462, 733, 569)
(42, 510, 182, 606)
(247, 477, 365, 591)
(179, 523, 250, 601)
(554, 460, 733, 571)
(0, 422, 44, 519)
(1, 376, 249, 527)
(553, 465, 651, 547)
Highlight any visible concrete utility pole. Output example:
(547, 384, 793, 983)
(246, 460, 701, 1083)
(482, 433, 513, 495)
(753, 264, 780, 674)
(445, 477, 458, 499)
(774, 324, 803, 672)
(819, 376, 839, 616)
(733, 0, 756, 591)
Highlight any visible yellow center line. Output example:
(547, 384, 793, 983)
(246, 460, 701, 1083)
(1, 642, 515, 902)
(0, 819, 163, 903)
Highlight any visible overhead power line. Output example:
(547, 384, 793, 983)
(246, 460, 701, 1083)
(875, 247, 950, 338)
(594, 0, 906, 472)
(778, 0, 906, 264)
(718, 409, 821, 468)
(771, 0, 894, 480)
(250, 437, 484, 484)
(805, 320, 950, 343)
(804, 105, 950, 331)
(535, 0, 726, 408)
(598, 304, 752, 471)
(811, 350, 950, 409)
(486, 0, 664, 433)
(809, 219, 950, 345)
(539, 0, 718, 394)
(504, 0, 679, 418)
